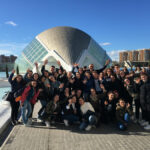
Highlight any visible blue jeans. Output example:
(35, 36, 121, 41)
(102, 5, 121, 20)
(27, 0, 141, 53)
(21, 100, 32, 124)
(118, 113, 130, 130)
(40, 100, 47, 107)
(79, 115, 97, 130)
(63, 114, 79, 124)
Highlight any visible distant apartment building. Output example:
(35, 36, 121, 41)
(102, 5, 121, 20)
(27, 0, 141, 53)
(119, 51, 128, 62)
(0, 55, 17, 63)
(128, 51, 133, 61)
(119, 49, 150, 62)
(0, 55, 17, 71)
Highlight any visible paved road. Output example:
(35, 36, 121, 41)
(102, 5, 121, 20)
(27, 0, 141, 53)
(1, 102, 150, 150)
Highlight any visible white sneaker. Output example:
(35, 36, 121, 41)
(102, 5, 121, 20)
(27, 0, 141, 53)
(140, 121, 149, 126)
(64, 120, 69, 126)
(37, 118, 43, 123)
(144, 124, 150, 130)
(85, 125, 92, 131)
(45, 121, 51, 127)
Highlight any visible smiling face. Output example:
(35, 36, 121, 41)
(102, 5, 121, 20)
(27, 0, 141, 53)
(16, 75, 22, 82)
(90, 88, 96, 95)
(33, 73, 39, 80)
(120, 71, 125, 77)
(54, 95, 59, 102)
(108, 92, 114, 101)
(28, 71, 33, 78)
(119, 99, 125, 107)
(50, 66, 55, 73)
(89, 64, 94, 70)
(76, 72, 81, 79)
(141, 74, 148, 82)
(31, 81, 37, 87)
(78, 68, 83, 74)
(72, 96, 77, 103)
(79, 97, 85, 105)
(85, 72, 91, 79)
(92, 72, 98, 79)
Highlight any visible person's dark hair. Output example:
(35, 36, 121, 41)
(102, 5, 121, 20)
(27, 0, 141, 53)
(119, 98, 125, 103)
(114, 64, 120, 67)
(92, 70, 98, 74)
(79, 97, 84, 101)
(85, 71, 91, 74)
(44, 70, 49, 73)
(140, 72, 148, 77)
(67, 95, 73, 100)
(107, 91, 114, 96)
(14, 74, 23, 81)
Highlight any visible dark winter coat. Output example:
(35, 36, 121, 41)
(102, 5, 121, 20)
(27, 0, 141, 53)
(140, 80, 150, 108)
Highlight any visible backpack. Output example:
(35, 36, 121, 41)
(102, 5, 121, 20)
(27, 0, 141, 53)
(2, 91, 12, 101)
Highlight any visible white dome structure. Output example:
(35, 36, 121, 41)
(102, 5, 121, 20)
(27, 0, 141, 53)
(15, 26, 111, 73)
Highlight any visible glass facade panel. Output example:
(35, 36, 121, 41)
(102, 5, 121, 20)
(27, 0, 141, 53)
(22, 38, 48, 64)
(88, 39, 108, 64)
(14, 54, 33, 73)
(15, 38, 49, 73)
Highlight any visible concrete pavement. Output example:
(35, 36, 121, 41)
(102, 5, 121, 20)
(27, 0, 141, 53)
(1, 102, 150, 150)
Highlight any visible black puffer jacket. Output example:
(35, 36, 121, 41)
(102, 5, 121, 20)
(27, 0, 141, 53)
(140, 80, 150, 106)
(8, 73, 25, 94)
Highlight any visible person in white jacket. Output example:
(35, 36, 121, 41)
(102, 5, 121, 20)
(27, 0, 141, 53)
(79, 97, 97, 131)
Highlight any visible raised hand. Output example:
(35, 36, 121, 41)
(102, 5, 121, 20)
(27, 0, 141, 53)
(34, 62, 38, 68)
(12, 69, 15, 74)
(105, 59, 110, 66)
(44, 59, 48, 65)
(73, 63, 79, 67)
(57, 60, 61, 66)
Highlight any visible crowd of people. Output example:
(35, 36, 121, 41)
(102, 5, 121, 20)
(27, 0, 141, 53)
(7, 59, 150, 131)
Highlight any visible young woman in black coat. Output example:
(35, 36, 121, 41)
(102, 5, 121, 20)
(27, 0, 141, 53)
(8, 69, 25, 125)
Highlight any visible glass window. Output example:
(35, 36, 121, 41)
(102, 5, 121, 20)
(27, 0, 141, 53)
(22, 38, 48, 64)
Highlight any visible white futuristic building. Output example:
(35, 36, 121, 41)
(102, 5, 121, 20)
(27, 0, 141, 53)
(15, 26, 111, 73)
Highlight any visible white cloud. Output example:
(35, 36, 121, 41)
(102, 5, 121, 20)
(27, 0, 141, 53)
(100, 42, 111, 46)
(0, 43, 27, 56)
(0, 50, 12, 55)
(5, 21, 17, 26)
(107, 50, 126, 61)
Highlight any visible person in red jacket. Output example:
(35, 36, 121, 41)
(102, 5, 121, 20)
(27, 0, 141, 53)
(21, 80, 42, 126)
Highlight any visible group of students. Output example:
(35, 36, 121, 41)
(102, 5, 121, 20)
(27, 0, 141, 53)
(7, 59, 150, 131)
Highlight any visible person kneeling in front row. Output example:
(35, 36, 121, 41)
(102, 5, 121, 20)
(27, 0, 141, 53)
(116, 99, 133, 130)
(79, 97, 97, 131)
(43, 95, 62, 127)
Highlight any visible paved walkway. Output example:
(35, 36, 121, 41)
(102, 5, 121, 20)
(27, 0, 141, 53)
(1, 102, 150, 150)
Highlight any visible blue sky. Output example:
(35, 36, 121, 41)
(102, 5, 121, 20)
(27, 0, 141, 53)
(0, 0, 150, 60)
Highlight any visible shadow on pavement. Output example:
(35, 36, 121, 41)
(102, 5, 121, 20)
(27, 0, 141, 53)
(26, 121, 150, 136)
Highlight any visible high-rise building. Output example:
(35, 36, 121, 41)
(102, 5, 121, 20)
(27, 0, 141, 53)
(139, 50, 144, 61)
(132, 51, 139, 61)
(15, 26, 111, 73)
(119, 49, 150, 62)
(0, 55, 17, 63)
(144, 49, 150, 61)
(128, 51, 133, 61)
